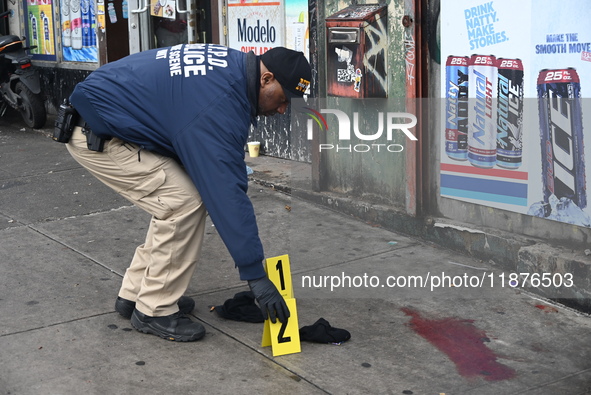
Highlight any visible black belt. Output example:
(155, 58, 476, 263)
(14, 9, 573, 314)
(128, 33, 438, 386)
(75, 114, 111, 141)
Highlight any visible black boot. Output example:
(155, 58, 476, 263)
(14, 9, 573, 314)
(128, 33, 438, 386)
(131, 309, 205, 342)
(115, 296, 195, 319)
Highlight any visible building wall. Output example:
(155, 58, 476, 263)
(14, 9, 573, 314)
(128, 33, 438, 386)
(250, 0, 413, 208)
(313, 0, 410, 207)
(38, 68, 92, 114)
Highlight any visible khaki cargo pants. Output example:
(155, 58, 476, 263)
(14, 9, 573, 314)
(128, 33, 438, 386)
(67, 127, 207, 317)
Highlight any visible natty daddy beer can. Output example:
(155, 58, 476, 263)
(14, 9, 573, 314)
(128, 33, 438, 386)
(445, 56, 469, 161)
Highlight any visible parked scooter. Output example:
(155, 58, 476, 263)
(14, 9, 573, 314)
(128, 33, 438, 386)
(0, 10, 46, 128)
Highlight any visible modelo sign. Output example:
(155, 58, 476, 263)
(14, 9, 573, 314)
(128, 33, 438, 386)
(227, 0, 285, 55)
(237, 19, 277, 44)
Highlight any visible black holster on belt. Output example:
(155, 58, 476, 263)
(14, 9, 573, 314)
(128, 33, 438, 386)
(81, 123, 106, 152)
(53, 99, 108, 152)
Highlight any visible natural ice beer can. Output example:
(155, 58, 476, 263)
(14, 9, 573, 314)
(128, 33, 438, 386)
(496, 58, 524, 169)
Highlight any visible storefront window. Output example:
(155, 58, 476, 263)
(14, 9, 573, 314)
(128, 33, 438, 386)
(151, 0, 188, 47)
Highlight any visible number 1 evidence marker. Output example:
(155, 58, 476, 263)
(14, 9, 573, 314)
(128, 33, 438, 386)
(261, 255, 301, 356)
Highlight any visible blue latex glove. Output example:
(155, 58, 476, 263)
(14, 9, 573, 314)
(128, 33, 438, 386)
(248, 277, 290, 323)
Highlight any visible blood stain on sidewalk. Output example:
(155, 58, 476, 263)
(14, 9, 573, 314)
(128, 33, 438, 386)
(402, 308, 516, 381)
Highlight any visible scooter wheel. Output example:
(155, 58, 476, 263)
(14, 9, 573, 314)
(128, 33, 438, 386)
(16, 81, 47, 129)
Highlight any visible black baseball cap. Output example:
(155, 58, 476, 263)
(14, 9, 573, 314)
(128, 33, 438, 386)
(261, 47, 311, 99)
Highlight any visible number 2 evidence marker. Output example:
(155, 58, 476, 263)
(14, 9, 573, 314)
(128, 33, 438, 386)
(261, 255, 301, 356)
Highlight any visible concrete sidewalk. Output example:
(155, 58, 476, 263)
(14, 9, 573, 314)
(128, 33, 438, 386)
(1, 115, 591, 395)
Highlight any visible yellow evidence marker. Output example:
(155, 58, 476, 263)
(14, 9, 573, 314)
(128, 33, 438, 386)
(261, 255, 301, 356)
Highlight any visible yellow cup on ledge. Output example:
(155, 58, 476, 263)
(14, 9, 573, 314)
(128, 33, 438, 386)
(247, 141, 260, 157)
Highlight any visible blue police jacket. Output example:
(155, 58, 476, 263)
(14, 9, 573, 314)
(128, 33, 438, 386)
(70, 44, 266, 281)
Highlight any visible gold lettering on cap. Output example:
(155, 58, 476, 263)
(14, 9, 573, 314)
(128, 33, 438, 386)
(296, 78, 310, 92)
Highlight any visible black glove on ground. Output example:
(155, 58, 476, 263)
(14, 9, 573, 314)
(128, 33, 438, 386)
(248, 276, 290, 323)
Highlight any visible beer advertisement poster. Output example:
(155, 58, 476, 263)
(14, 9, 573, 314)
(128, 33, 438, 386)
(24, 0, 57, 60)
(440, 0, 591, 228)
(60, 0, 99, 62)
(227, 0, 285, 55)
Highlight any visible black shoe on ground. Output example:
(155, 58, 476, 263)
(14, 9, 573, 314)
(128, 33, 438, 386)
(115, 296, 195, 319)
(131, 309, 206, 342)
